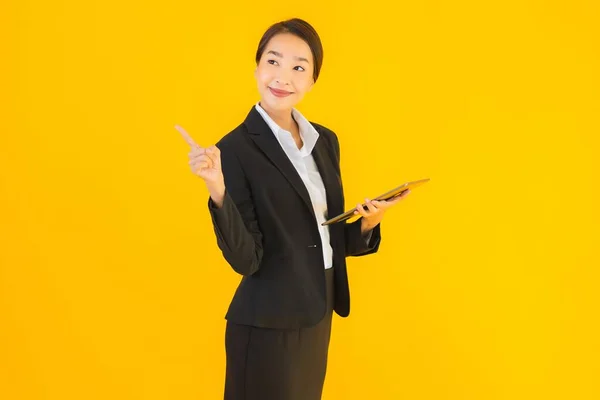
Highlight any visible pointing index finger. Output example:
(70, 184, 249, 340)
(174, 124, 201, 148)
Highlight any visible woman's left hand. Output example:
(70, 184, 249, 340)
(355, 189, 411, 234)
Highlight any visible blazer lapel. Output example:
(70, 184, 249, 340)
(244, 106, 316, 221)
(311, 133, 344, 221)
(243, 105, 344, 225)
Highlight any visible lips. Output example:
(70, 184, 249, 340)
(268, 87, 293, 97)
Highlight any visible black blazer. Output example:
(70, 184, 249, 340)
(207, 105, 382, 329)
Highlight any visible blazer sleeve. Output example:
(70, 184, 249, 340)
(207, 142, 264, 276)
(343, 217, 381, 257)
(326, 127, 382, 257)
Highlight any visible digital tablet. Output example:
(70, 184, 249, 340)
(321, 178, 430, 226)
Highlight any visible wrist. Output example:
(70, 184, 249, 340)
(360, 218, 374, 235)
(208, 184, 226, 208)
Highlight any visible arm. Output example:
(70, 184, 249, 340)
(344, 217, 381, 257)
(207, 144, 263, 276)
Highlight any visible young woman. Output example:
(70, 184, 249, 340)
(179, 18, 410, 400)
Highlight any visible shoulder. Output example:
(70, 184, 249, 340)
(309, 120, 340, 153)
(309, 120, 337, 140)
(214, 122, 248, 153)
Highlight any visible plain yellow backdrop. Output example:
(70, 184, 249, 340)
(2, 0, 599, 399)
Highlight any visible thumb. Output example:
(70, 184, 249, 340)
(208, 145, 221, 169)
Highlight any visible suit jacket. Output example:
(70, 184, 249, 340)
(207, 105, 382, 329)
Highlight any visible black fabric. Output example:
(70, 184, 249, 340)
(224, 267, 336, 400)
(208, 105, 382, 329)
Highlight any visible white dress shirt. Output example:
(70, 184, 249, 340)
(255, 102, 335, 269)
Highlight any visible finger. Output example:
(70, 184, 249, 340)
(190, 146, 206, 154)
(364, 198, 379, 213)
(189, 151, 209, 163)
(203, 150, 219, 168)
(193, 161, 209, 173)
(189, 154, 212, 163)
(371, 199, 389, 209)
(188, 155, 213, 168)
(175, 124, 201, 149)
(355, 202, 369, 217)
(189, 148, 206, 159)
(190, 155, 213, 169)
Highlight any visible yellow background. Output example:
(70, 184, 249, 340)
(2, 0, 599, 399)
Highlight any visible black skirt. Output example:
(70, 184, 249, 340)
(224, 267, 335, 400)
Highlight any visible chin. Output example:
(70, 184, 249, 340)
(262, 95, 296, 110)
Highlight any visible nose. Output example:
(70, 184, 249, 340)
(275, 70, 292, 86)
(275, 77, 290, 86)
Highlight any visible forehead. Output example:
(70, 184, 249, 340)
(264, 33, 313, 62)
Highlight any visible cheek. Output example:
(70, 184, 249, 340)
(255, 68, 272, 85)
(294, 77, 313, 94)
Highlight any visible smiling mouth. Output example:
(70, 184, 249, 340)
(268, 87, 293, 97)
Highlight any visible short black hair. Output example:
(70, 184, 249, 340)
(255, 18, 324, 83)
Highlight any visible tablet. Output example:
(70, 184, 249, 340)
(321, 178, 430, 226)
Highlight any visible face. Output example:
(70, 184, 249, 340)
(254, 33, 315, 112)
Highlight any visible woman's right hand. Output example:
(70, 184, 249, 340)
(175, 124, 226, 206)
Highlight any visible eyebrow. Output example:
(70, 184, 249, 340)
(267, 50, 310, 64)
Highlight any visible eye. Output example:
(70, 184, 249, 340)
(294, 66, 305, 71)
(267, 59, 279, 65)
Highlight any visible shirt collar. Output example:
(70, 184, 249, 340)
(254, 102, 319, 156)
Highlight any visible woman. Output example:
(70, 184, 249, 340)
(179, 18, 410, 400)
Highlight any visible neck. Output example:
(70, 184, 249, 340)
(259, 101, 295, 132)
